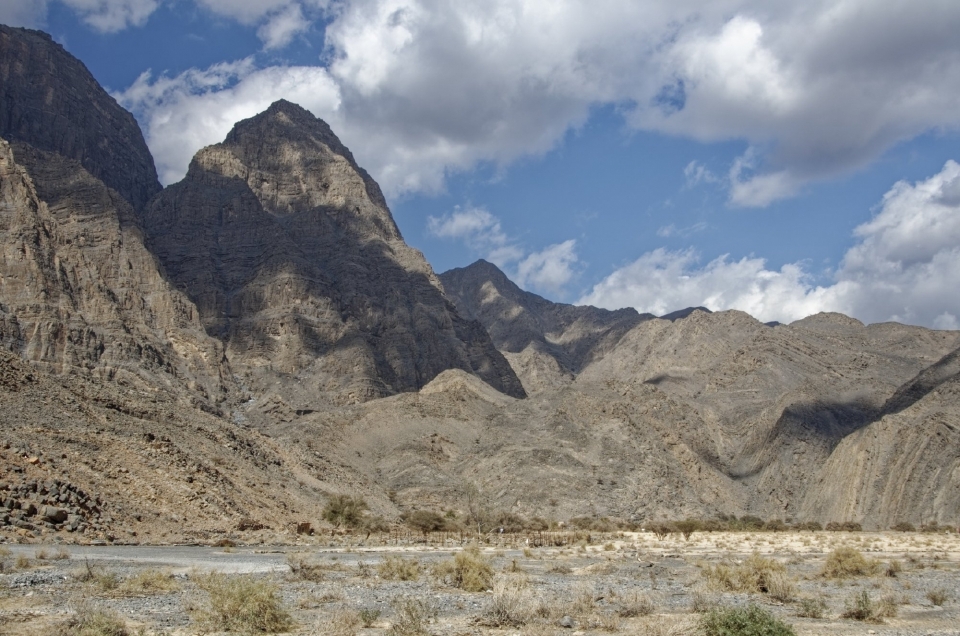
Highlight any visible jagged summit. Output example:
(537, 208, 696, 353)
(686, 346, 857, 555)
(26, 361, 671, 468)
(142, 103, 525, 405)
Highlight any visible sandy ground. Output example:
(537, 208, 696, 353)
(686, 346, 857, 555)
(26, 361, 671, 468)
(1, 531, 959, 635)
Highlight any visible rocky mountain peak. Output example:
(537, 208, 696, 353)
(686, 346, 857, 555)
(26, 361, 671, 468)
(142, 106, 524, 404)
(0, 25, 161, 210)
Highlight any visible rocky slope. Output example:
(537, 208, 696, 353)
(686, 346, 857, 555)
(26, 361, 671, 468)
(141, 101, 523, 406)
(440, 260, 649, 393)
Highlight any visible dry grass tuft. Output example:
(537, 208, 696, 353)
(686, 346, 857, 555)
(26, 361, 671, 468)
(841, 590, 896, 622)
(617, 590, 656, 617)
(432, 545, 493, 592)
(389, 596, 437, 636)
(191, 571, 294, 634)
(821, 546, 880, 579)
(315, 608, 362, 636)
(702, 553, 790, 596)
(288, 552, 327, 582)
(60, 602, 131, 636)
(480, 574, 535, 627)
(118, 569, 179, 596)
(378, 555, 422, 581)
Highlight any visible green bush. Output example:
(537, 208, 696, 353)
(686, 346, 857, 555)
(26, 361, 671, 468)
(700, 604, 796, 636)
(323, 495, 368, 529)
(402, 510, 448, 533)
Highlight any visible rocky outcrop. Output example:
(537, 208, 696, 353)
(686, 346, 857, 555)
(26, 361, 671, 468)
(439, 259, 648, 391)
(0, 138, 231, 408)
(0, 25, 161, 210)
(141, 102, 524, 404)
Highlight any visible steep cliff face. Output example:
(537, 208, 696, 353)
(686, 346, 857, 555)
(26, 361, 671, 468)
(0, 138, 231, 408)
(141, 101, 524, 404)
(0, 25, 161, 210)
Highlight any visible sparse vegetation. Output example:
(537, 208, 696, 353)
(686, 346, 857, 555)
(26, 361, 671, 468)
(288, 552, 326, 582)
(841, 590, 896, 622)
(821, 546, 880, 578)
(617, 590, 656, 617)
(378, 555, 421, 581)
(192, 571, 294, 634)
(389, 597, 437, 636)
(702, 553, 789, 595)
(700, 604, 796, 636)
(927, 588, 949, 606)
(432, 545, 493, 591)
(61, 603, 131, 636)
(480, 575, 534, 627)
(796, 596, 828, 619)
(323, 494, 369, 529)
(118, 569, 179, 596)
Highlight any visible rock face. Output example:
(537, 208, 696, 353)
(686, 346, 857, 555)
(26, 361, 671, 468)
(141, 102, 524, 404)
(440, 259, 648, 392)
(0, 25, 161, 210)
(0, 138, 231, 407)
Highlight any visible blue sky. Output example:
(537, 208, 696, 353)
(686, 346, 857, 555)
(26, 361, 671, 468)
(5, 0, 960, 328)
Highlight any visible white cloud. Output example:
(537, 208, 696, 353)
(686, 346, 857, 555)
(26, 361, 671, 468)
(657, 221, 708, 238)
(581, 161, 960, 328)
(516, 240, 579, 294)
(109, 1, 960, 201)
(115, 61, 341, 184)
(60, 0, 159, 32)
(0, 0, 49, 28)
(683, 160, 718, 188)
(428, 206, 577, 293)
(257, 3, 310, 50)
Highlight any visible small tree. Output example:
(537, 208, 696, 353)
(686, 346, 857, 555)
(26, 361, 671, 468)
(323, 494, 368, 529)
(674, 519, 701, 541)
(403, 510, 448, 534)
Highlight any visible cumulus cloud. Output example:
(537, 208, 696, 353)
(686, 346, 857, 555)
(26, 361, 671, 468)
(115, 60, 341, 184)
(581, 161, 960, 328)
(428, 207, 577, 294)
(515, 240, 579, 294)
(256, 3, 310, 50)
(108, 1, 960, 202)
(60, 0, 159, 32)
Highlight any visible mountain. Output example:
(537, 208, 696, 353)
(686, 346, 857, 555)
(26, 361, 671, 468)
(439, 260, 650, 393)
(139, 102, 524, 407)
(0, 26, 161, 210)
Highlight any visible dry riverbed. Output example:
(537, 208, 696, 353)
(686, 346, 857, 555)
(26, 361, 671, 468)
(1, 531, 958, 635)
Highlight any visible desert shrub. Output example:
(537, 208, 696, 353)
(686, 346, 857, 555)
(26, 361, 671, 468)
(323, 494, 368, 529)
(378, 555, 421, 581)
(927, 588, 949, 606)
(765, 571, 796, 603)
(821, 547, 879, 578)
(61, 604, 130, 636)
(402, 509, 448, 533)
(700, 604, 796, 636)
(288, 553, 326, 582)
(675, 519, 701, 540)
(432, 545, 493, 591)
(546, 562, 572, 574)
(316, 609, 362, 636)
(192, 571, 294, 634)
(892, 521, 916, 532)
(118, 569, 179, 595)
(825, 521, 862, 532)
(690, 587, 717, 613)
(617, 590, 656, 617)
(792, 521, 822, 531)
(480, 575, 534, 627)
(841, 590, 895, 622)
(14, 554, 31, 569)
(389, 597, 437, 636)
(358, 608, 381, 627)
(702, 554, 788, 595)
(885, 560, 903, 577)
(795, 596, 827, 619)
(764, 519, 788, 532)
(649, 522, 675, 540)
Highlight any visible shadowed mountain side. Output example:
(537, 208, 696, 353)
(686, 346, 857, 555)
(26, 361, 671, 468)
(0, 26, 161, 210)
(0, 139, 231, 409)
(439, 259, 650, 392)
(801, 372, 960, 527)
(141, 103, 524, 405)
(879, 345, 960, 417)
